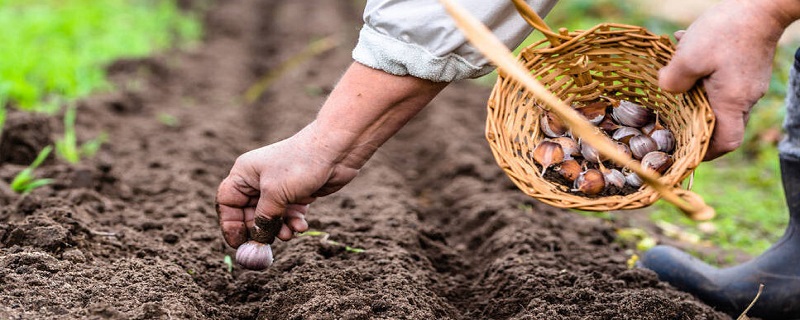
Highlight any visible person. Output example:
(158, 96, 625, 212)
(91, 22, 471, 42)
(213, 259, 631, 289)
(215, 0, 800, 317)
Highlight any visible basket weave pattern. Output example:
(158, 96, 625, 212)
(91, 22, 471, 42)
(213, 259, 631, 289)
(486, 24, 715, 211)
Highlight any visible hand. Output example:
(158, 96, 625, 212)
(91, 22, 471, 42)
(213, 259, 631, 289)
(658, 0, 791, 160)
(215, 62, 447, 249)
(215, 125, 359, 248)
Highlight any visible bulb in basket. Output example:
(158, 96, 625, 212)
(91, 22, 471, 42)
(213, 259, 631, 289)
(532, 96, 675, 197)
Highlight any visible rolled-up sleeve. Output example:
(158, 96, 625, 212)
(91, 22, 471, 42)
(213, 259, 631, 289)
(352, 0, 559, 82)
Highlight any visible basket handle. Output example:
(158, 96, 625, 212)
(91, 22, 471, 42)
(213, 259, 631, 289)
(510, 0, 564, 46)
(439, 0, 715, 221)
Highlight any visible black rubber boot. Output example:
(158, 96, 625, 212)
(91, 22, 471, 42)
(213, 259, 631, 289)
(639, 155, 800, 319)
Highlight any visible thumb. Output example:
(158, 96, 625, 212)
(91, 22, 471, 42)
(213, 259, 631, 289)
(658, 36, 713, 93)
(251, 192, 286, 244)
(658, 55, 711, 94)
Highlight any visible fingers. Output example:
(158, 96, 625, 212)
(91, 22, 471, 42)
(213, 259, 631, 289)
(217, 203, 248, 248)
(703, 94, 749, 161)
(216, 176, 258, 248)
(658, 29, 715, 94)
(277, 205, 310, 241)
(658, 55, 712, 94)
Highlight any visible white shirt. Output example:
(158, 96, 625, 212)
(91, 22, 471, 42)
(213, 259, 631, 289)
(353, 0, 559, 82)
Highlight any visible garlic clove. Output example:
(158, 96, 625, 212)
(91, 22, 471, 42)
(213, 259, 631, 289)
(540, 111, 567, 138)
(551, 137, 581, 159)
(236, 240, 274, 270)
(533, 141, 565, 175)
(650, 129, 675, 153)
(611, 99, 653, 128)
(614, 141, 632, 159)
(555, 159, 581, 182)
(642, 112, 666, 135)
(572, 169, 605, 195)
(611, 126, 642, 144)
(623, 169, 644, 188)
(576, 101, 608, 125)
(641, 151, 674, 174)
(602, 168, 626, 189)
(629, 135, 658, 160)
(598, 115, 621, 132)
(579, 139, 605, 163)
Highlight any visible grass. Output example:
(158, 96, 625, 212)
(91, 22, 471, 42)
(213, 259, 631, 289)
(476, 0, 792, 258)
(0, 0, 201, 112)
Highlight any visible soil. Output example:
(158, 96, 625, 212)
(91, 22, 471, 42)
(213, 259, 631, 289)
(0, 1, 731, 319)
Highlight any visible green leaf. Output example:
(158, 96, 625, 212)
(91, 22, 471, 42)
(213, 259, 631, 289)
(10, 146, 53, 193)
(223, 255, 233, 273)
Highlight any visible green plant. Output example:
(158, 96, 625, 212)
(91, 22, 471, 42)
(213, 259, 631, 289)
(55, 105, 107, 164)
(10, 146, 54, 194)
(223, 255, 234, 273)
(157, 113, 180, 127)
(298, 230, 365, 253)
(0, 0, 201, 112)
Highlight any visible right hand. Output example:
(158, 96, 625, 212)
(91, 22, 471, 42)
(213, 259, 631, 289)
(215, 125, 359, 248)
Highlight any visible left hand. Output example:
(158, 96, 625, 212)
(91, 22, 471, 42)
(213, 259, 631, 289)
(657, 0, 790, 160)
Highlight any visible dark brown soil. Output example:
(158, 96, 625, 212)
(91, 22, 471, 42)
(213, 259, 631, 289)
(0, 1, 731, 319)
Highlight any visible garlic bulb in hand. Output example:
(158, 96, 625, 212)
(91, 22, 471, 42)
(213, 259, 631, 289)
(236, 240, 274, 270)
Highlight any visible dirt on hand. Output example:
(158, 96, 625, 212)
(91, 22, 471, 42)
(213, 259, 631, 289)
(0, 1, 729, 319)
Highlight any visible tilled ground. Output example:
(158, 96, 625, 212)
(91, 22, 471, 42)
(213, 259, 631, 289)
(0, 1, 729, 319)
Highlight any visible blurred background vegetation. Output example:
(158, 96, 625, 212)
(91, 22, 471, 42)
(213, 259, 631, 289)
(482, 0, 797, 260)
(0, 0, 201, 113)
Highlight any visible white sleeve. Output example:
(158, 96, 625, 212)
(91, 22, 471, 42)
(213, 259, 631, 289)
(352, 0, 559, 82)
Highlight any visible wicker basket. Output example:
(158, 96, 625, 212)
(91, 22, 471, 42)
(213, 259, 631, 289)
(484, 2, 715, 212)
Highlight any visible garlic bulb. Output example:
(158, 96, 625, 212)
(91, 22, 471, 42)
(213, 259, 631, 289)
(579, 140, 605, 163)
(598, 115, 620, 132)
(624, 170, 643, 188)
(614, 141, 632, 159)
(554, 159, 581, 182)
(612, 100, 653, 127)
(572, 169, 605, 195)
(551, 137, 581, 159)
(641, 151, 674, 174)
(629, 135, 658, 160)
(611, 126, 642, 144)
(533, 141, 565, 176)
(576, 101, 608, 125)
(236, 241, 274, 270)
(600, 167, 626, 189)
(650, 129, 675, 153)
(540, 111, 567, 138)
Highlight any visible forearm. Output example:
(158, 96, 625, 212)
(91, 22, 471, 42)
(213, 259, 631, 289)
(309, 62, 448, 170)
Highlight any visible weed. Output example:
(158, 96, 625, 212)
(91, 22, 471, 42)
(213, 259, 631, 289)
(157, 113, 180, 127)
(223, 255, 234, 273)
(297, 230, 366, 253)
(55, 105, 107, 164)
(10, 146, 54, 194)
